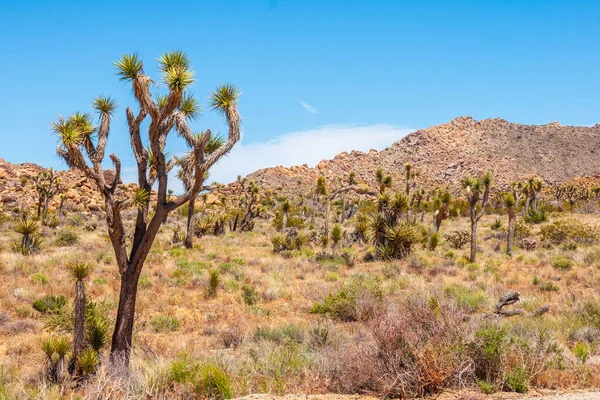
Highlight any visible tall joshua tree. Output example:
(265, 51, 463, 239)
(52, 51, 241, 365)
(462, 171, 492, 263)
(504, 193, 516, 257)
(69, 262, 92, 377)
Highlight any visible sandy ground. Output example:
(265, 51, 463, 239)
(233, 391, 600, 400)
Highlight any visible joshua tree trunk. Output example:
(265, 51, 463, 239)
(281, 210, 288, 234)
(185, 197, 195, 248)
(324, 199, 331, 238)
(469, 213, 477, 263)
(111, 267, 141, 361)
(73, 279, 86, 376)
(341, 192, 347, 223)
(507, 208, 515, 257)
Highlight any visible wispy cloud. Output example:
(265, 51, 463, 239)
(300, 100, 318, 114)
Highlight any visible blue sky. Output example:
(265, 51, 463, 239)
(1, 0, 600, 185)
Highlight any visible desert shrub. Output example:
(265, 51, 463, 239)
(539, 281, 559, 292)
(45, 213, 61, 229)
(271, 232, 309, 253)
(444, 284, 487, 312)
(514, 219, 532, 241)
(470, 323, 507, 385)
(444, 229, 470, 249)
(340, 248, 357, 267)
(150, 315, 180, 333)
(573, 342, 590, 364)
(504, 366, 529, 393)
(310, 276, 382, 321)
(241, 284, 259, 306)
(576, 299, 600, 329)
(551, 256, 573, 270)
(30, 272, 49, 285)
(584, 248, 600, 266)
(220, 326, 245, 349)
(524, 207, 548, 224)
(322, 297, 468, 398)
(252, 324, 304, 344)
(540, 218, 599, 245)
(490, 218, 503, 231)
(207, 269, 220, 297)
(197, 362, 233, 399)
(55, 227, 79, 246)
(32, 295, 67, 314)
(67, 214, 86, 227)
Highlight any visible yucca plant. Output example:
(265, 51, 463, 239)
(208, 269, 220, 297)
(11, 217, 44, 255)
(68, 262, 92, 377)
(376, 221, 421, 260)
(78, 348, 100, 377)
(331, 224, 344, 255)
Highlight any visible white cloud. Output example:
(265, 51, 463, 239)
(300, 100, 318, 114)
(122, 124, 413, 193)
(208, 123, 412, 186)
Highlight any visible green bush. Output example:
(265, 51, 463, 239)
(504, 366, 529, 393)
(310, 276, 382, 321)
(55, 228, 79, 246)
(540, 218, 599, 245)
(573, 342, 590, 364)
(241, 284, 259, 306)
(524, 207, 548, 224)
(30, 272, 49, 285)
(551, 256, 573, 270)
(197, 363, 232, 400)
(539, 281, 559, 292)
(252, 324, 304, 344)
(32, 295, 67, 314)
(444, 284, 487, 312)
(470, 324, 507, 384)
(150, 315, 180, 333)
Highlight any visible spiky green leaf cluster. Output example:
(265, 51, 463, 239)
(92, 95, 117, 115)
(114, 53, 143, 81)
(209, 83, 240, 115)
(132, 188, 150, 210)
(181, 92, 201, 119)
(68, 262, 92, 282)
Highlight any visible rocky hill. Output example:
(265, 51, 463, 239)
(243, 116, 600, 194)
(0, 158, 134, 214)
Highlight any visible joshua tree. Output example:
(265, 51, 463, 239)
(52, 51, 241, 365)
(32, 168, 64, 223)
(68, 262, 92, 377)
(504, 193, 516, 257)
(341, 171, 357, 223)
(433, 190, 451, 232)
(375, 168, 392, 213)
(563, 184, 587, 213)
(179, 134, 223, 248)
(280, 199, 291, 233)
(230, 178, 261, 232)
(462, 171, 492, 263)
(331, 224, 343, 255)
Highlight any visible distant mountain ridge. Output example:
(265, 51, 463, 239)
(240, 116, 600, 194)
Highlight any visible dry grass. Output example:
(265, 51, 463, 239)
(1, 210, 600, 398)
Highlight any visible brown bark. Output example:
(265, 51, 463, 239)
(507, 208, 515, 257)
(185, 197, 195, 248)
(73, 279, 86, 377)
